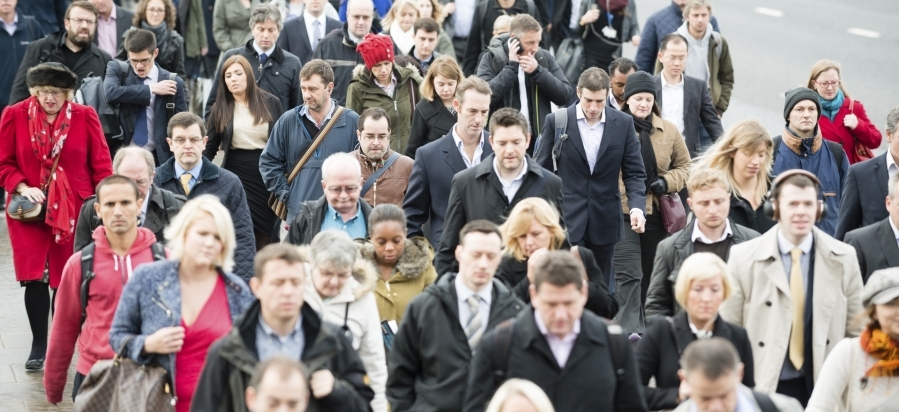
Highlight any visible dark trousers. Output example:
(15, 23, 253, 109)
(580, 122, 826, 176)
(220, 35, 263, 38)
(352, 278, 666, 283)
(612, 213, 666, 333)
(451, 37, 468, 71)
(576, 240, 617, 295)
(776, 377, 810, 408)
(72, 372, 86, 401)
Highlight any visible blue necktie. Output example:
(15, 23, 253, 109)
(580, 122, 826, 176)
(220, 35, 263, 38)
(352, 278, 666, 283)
(260, 53, 268, 64)
(133, 107, 148, 147)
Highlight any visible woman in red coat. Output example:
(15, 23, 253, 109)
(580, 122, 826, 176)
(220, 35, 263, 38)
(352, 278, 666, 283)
(807, 59, 882, 164)
(0, 63, 113, 370)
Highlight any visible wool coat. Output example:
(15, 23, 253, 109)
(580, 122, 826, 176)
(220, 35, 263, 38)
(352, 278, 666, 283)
(618, 114, 691, 215)
(819, 98, 882, 165)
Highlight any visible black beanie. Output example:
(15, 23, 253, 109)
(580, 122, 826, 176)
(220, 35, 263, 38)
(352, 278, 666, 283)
(783, 87, 821, 120)
(624, 71, 658, 102)
(26, 62, 78, 91)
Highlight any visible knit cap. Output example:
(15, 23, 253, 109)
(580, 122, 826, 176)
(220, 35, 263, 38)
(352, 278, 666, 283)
(624, 71, 658, 102)
(356, 34, 395, 70)
(783, 87, 821, 120)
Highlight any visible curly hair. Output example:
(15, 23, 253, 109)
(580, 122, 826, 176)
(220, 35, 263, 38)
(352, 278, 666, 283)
(133, 0, 177, 30)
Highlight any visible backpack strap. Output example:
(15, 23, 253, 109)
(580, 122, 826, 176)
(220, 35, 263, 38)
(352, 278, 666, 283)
(166, 72, 177, 120)
(550, 108, 569, 173)
(361, 151, 401, 197)
(151, 242, 166, 261)
(79, 243, 97, 326)
(752, 390, 778, 412)
(600, 318, 628, 385)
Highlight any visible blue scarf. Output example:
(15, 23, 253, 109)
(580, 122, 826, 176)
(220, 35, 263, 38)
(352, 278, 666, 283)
(819, 89, 844, 122)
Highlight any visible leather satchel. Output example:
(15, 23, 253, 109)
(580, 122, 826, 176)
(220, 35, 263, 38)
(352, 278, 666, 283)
(8, 153, 61, 223)
(268, 106, 346, 221)
(659, 193, 687, 235)
(74, 336, 174, 412)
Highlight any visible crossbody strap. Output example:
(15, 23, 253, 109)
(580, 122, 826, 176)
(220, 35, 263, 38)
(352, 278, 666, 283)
(285, 106, 346, 184)
(360, 152, 401, 196)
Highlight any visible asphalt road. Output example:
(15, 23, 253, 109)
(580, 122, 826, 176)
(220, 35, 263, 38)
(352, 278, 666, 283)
(625, 0, 899, 150)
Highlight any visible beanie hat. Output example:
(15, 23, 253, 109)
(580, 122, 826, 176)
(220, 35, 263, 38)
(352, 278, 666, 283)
(623, 71, 657, 102)
(356, 34, 395, 70)
(783, 87, 821, 120)
(27, 62, 78, 90)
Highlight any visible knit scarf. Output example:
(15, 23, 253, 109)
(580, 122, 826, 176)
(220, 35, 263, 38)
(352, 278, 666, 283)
(389, 21, 414, 55)
(140, 21, 169, 52)
(819, 89, 845, 122)
(27, 96, 75, 243)
(630, 112, 658, 191)
(859, 326, 899, 377)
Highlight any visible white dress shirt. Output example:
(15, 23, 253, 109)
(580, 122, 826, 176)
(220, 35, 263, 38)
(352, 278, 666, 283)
(691, 219, 733, 244)
(141, 65, 160, 152)
(452, 126, 484, 168)
(660, 74, 686, 136)
(518, 67, 529, 130)
(569, 0, 585, 30)
(303, 11, 327, 49)
(140, 186, 152, 225)
(1, 12, 17, 36)
(534, 311, 580, 368)
(455, 275, 492, 338)
(887, 148, 898, 178)
(575, 104, 606, 173)
(890, 218, 899, 253)
(493, 157, 528, 202)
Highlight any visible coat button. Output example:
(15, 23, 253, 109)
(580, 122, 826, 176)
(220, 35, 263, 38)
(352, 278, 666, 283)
(759, 341, 765, 347)
(766, 301, 772, 307)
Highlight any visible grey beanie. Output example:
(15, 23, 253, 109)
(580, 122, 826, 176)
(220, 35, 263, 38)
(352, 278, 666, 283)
(624, 71, 658, 102)
(783, 87, 821, 120)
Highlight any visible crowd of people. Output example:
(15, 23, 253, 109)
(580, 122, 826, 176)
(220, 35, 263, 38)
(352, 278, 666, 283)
(1, 0, 898, 411)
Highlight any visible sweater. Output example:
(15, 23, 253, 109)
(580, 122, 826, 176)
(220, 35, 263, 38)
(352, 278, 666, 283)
(806, 337, 899, 412)
(44, 227, 164, 404)
(634, 1, 720, 72)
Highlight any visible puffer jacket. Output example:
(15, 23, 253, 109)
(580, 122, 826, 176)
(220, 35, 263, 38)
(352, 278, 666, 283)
(300, 246, 387, 412)
(619, 114, 692, 215)
(355, 148, 414, 207)
(346, 64, 422, 155)
(358, 237, 438, 325)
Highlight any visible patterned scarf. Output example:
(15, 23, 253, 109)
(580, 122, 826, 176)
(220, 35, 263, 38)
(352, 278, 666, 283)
(859, 326, 899, 377)
(27, 96, 75, 243)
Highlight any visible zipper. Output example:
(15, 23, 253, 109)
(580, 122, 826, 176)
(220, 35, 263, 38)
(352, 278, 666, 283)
(151, 294, 178, 406)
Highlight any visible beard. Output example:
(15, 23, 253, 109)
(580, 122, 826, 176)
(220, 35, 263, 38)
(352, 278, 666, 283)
(67, 28, 94, 48)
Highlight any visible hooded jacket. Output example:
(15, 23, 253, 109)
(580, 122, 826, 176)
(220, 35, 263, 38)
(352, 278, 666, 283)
(346, 64, 423, 155)
(45, 227, 164, 404)
(189, 301, 375, 412)
(671, 22, 734, 114)
(300, 246, 388, 412)
(358, 237, 438, 325)
(354, 148, 414, 208)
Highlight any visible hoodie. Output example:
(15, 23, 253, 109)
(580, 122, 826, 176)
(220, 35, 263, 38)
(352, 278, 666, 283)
(300, 246, 388, 412)
(44, 227, 164, 404)
(677, 21, 712, 83)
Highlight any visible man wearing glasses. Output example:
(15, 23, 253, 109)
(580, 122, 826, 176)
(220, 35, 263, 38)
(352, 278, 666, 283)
(9, 1, 112, 105)
(353, 107, 413, 208)
(287, 152, 373, 245)
(104, 28, 187, 164)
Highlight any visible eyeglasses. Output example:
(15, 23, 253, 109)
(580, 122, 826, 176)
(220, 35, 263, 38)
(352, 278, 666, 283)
(317, 269, 352, 280)
(361, 135, 389, 142)
(130, 57, 153, 66)
(326, 185, 359, 195)
(37, 90, 65, 97)
(815, 80, 840, 88)
(170, 137, 203, 145)
(66, 18, 96, 26)
(147, 8, 166, 14)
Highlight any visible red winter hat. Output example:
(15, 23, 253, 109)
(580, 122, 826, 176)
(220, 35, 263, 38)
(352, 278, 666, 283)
(356, 33, 395, 70)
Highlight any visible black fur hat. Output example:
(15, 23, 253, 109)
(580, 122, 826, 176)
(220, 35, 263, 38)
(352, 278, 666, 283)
(26, 63, 79, 90)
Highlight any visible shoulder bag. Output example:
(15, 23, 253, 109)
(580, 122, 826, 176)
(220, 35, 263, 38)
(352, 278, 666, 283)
(659, 193, 687, 235)
(268, 106, 347, 221)
(8, 154, 61, 223)
(848, 99, 874, 162)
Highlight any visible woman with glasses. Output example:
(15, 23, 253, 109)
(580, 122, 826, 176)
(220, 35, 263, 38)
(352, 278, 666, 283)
(205, 55, 282, 249)
(806, 59, 882, 164)
(118, 0, 185, 77)
(109, 195, 255, 412)
(0, 63, 113, 370)
(302, 230, 388, 412)
(405, 56, 462, 158)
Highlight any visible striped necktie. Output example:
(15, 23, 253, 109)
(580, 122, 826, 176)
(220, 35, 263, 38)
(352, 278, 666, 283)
(465, 295, 483, 350)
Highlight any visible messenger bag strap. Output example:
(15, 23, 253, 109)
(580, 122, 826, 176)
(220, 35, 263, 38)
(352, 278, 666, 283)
(360, 151, 401, 196)
(285, 106, 346, 184)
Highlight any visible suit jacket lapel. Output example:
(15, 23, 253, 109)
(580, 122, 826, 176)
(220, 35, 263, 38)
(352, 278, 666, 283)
(683, 80, 694, 115)
(877, 219, 899, 267)
(297, 17, 313, 53)
(565, 106, 590, 165)
(874, 155, 889, 199)
(592, 113, 617, 173)
(758, 230, 792, 298)
(442, 134, 468, 173)
(672, 312, 697, 357)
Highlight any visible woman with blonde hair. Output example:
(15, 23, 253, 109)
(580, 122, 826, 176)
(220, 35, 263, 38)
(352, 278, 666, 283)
(109, 195, 255, 412)
(496, 198, 618, 318)
(382, 0, 420, 55)
(695, 119, 776, 233)
(405, 56, 462, 157)
(485, 379, 556, 412)
(636, 252, 754, 411)
(806, 59, 882, 164)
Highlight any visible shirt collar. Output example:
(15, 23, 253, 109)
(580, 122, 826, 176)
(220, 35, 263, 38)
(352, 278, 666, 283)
(2, 12, 19, 27)
(452, 124, 485, 149)
(174, 160, 203, 180)
(253, 41, 275, 58)
(887, 148, 899, 175)
(454, 273, 493, 306)
(575, 104, 606, 126)
(609, 97, 621, 110)
(258, 313, 304, 338)
(691, 219, 733, 243)
(303, 10, 326, 26)
(141, 186, 152, 215)
(299, 99, 337, 124)
(534, 310, 581, 338)
(100, 6, 117, 22)
(777, 229, 813, 255)
(493, 156, 528, 184)
(326, 201, 362, 221)
(661, 73, 684, 88)
(348, 31, 363, 44)
(889, 217, 899, 241)
(143, 64, 159, 82)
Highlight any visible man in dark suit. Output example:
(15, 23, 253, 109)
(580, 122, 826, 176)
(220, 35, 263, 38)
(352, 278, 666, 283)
(276, 0, 341, 66)
(435, 108, 564, 275)
(844, 173, 899, 283)
(90, 0, 133, 57)
(104, 28, 187, 164)
(836, 108, 899, 240)
(403, 76, 494, 247)
(654, 33, 723, 158)
(535, 67, 646, 293)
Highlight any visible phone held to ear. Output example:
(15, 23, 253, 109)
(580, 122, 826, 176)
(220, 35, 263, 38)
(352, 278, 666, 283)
(508, 37, 526, 55)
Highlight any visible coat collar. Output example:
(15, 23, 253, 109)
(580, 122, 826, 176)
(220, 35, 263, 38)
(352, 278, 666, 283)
(243, 38, 285, 62)
(753, 225, 847, 299)
(358, 237, 434, 280)
(156, 157, 220, 185)
(517, 308, 607, 371)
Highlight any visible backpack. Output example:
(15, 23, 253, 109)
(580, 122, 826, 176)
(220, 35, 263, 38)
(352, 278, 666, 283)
(79, 242, 166, 326)
(534, 108, 570, 172)
(75, 61, 131, 145)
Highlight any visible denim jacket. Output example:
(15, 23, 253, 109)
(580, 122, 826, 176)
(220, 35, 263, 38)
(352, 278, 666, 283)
(109, 259, 255, 390)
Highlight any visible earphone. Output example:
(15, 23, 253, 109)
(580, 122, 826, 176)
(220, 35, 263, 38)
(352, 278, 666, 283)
(762, 169, 827, 222)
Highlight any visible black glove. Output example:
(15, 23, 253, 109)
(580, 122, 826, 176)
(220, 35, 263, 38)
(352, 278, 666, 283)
(649, 178, 668, 196)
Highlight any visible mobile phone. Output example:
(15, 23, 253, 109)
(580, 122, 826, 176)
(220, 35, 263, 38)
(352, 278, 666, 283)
(509, 36, 525, 55)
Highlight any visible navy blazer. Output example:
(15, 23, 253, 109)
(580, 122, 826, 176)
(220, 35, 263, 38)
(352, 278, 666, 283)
(403, 129, 493, 247)
(277, 15, 342, 66)
(103, 61, 188, 163)
(653, 73, 724, 157)
(535, 105, 646, 246)
(835, 153, 891, 240)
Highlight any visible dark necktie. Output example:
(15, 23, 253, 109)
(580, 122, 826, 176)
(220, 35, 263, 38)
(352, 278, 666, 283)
(133, 77, 149, 147)
(260, 53, 268, 64)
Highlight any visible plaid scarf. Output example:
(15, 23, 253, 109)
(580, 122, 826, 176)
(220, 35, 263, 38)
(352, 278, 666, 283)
(27, 96, 75, 243)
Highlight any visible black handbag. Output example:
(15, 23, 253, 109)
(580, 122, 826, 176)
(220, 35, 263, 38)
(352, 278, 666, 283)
(555, 33, 587, 85)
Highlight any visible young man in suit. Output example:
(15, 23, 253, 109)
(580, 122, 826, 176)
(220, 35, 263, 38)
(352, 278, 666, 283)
(844, 172, 899, 283)
(836, 106, 899, 240)
(403, 75, 494, 247)
(103, 28, 187, 164)
(719, 170, 863, 407)
(276, 0, 341, 66)
(534, 67, 647, 294)
(435, 108, 563, 275)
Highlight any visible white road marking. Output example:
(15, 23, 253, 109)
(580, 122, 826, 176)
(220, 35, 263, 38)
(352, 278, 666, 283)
(755, 7, 784, 17)
(847, 28, 880, 38)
